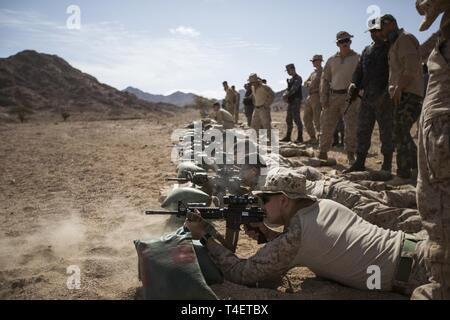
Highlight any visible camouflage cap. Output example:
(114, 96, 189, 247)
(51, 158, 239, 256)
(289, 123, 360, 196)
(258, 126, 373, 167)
(253, 167, 316, 200)
(336, 31, 354, 42)
(310, 55, 323, 62)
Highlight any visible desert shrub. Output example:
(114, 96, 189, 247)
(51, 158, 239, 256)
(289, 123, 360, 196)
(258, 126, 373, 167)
(186, 96, 218, 118)
(8, 106, 34, 123)
(61, 111, 70, 121)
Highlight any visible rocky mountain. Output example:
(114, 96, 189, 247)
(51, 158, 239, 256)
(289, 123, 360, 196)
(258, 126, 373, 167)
(0, 50, 177, 120)
(124, 86, 199, 107)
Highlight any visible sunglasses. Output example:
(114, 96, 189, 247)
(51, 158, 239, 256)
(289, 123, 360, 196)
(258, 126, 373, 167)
(337, 39, 351, 45)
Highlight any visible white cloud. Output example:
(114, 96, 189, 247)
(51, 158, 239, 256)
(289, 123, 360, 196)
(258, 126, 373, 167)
(0, 9, 280, 99)
(169, 25, 200, 37)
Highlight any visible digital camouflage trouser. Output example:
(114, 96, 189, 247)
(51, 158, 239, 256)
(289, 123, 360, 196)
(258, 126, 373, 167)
(393, 93, 422, 178)
(411, 33, 450, 299)
(303, 93, 321, 139)
(413, 114, 450, 299)
(324, 179, 422, 233)
(320, 93, 360, 153)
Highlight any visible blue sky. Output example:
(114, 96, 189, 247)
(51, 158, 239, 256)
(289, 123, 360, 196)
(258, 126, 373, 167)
(0, 0, 440, 98)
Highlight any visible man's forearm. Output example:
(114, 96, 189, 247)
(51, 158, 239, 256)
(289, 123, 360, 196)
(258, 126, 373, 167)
(204, 230, 299, 286)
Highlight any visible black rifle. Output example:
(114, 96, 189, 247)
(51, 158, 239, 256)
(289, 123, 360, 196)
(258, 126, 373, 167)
(145, 195, 267, 253)
(166, 172, 210, 186)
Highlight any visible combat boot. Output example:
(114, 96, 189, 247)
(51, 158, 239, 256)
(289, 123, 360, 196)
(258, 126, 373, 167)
(343, 153, 366, 173)
(347, 152, 355, 165)
(294, 132, 304, 144)
(318, 152, 328, 161)
(332, 131, 339, 147)
(381, 153, 393, 172)
(280, 130, 292, 142)
(306, 136, 318, 145)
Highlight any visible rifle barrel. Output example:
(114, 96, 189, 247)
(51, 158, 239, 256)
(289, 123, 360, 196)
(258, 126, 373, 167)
(145, 210, 179, 215)
(166, 178, 189, 182)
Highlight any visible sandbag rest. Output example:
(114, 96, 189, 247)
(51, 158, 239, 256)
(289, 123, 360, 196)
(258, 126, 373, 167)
(134, 227, 223, 300)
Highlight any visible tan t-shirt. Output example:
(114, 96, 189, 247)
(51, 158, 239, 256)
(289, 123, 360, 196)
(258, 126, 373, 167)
(305, 68, 322, 95)
(207, 199, 403, 291)
(321, 50, 360, 102)
(252, 84, 275, 107)
(388, 29, 424, 98)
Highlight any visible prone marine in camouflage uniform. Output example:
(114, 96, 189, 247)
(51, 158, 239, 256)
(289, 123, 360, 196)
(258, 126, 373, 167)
(237, 159, 421, 233)
(185, 167, 430, 296)
(303, 55, 323, 144)
(306, 177, 422, 234)
(380, 14, 424, 182)
(413, 0, 450, 300)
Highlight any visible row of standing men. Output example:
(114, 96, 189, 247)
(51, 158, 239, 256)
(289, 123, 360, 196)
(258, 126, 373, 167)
(216, 7, 450, 299)
(220, 14, 425, 185)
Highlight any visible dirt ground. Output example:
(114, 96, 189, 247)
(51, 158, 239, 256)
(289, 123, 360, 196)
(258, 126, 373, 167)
(0, 109, 407, 300)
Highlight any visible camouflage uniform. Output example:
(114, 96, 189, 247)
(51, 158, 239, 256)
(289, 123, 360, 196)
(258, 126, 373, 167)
(307, 178, 422, 234)
(320, 49, 360, 154)
(304, 65, 323, 140)
(393, 93, 423, 178)
(388, 29, 424, 178)
(250, 76, 275, 138)
(224, 88, 238, 119)
(412, 2, 450, 300)
(203, 168, 429, 294)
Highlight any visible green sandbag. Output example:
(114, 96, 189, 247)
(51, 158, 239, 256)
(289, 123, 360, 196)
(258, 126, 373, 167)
(134, 227, 223, 300)
(192, 241, 224, 285)
(161, 187, 211, 210)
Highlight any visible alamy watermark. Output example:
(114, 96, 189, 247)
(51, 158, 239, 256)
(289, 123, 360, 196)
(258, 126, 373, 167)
(66, 265, 81, 290)
(66, 5, 81, 30)
(366, 265, 381, 290)
(367, 5, 381, 29)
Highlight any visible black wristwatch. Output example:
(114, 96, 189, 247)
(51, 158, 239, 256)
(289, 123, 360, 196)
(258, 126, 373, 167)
(200, 233, 212, 246)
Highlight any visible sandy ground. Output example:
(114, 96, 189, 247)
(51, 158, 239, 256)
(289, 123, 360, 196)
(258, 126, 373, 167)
(0, 109, 406, 300)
